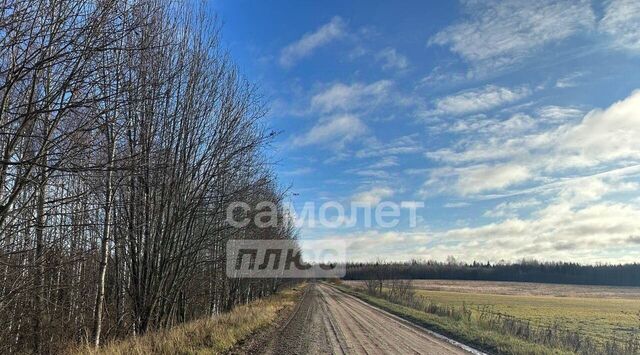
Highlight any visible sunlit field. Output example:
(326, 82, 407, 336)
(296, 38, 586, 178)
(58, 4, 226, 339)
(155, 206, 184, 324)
(344, 280, 640, 345)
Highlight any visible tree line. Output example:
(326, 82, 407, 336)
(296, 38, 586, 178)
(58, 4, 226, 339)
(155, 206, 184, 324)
(344, 259, 640, 287)
(0, 1, 296, 353)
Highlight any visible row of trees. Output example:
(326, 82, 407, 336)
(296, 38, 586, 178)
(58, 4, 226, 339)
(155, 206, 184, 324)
(345, 259, 640, 286)
(0, 1, 296, 353)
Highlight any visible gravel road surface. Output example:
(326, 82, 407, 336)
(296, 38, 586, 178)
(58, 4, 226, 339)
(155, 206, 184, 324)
(243, 282, 482, 355)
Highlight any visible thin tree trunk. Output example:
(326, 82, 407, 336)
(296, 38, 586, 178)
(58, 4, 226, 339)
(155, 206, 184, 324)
(92, 135, 116, 347)
(33, 161, 46, 354)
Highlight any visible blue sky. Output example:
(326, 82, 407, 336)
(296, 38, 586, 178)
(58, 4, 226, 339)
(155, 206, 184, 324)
(214, 0, 640, 263)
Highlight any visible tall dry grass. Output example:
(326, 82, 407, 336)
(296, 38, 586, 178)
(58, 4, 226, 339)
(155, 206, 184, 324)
(67, 287, 301, 355)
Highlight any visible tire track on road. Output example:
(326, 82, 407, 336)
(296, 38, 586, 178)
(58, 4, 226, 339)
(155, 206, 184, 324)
(241, 282, 484, 355)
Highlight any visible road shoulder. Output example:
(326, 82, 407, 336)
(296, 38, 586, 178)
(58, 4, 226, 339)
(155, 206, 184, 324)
(227, 284, 308, 355)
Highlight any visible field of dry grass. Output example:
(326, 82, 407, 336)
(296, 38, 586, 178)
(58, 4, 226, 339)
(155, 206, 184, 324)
(407, 279, 640, 298)
(68, 286, 303, 355)
(344, 280, 640, 343)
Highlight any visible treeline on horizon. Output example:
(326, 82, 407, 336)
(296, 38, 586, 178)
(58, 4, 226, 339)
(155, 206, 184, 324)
(343, 259, 640, 287)
(0, 1, 295, 354)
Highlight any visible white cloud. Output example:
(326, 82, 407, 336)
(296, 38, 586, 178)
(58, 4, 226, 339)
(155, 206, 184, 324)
(292, 79, 418, 153)
(368, 156, 399, 169)
(310, 230, 432, 262)
(420, 66, 466, 86)
(559, 89, 640, 165)
(479, 165, 640, 202)
(537, 105, 583, 121)
(294, 79, 414, 153)
(350, 169, 391, 179)
(429, 85, 531, 116)
(314, 196, 640, 263)
(355, 135, 422, 158)
(429, 0, 594, 71)
(420, 171, 640, 262)
(279, 16, 346, 67)
(376, 47, 409, 70)
(555, 72, 585, 88)
(311, 80, 393, 113)
(409, 178, 637, 262)
(344, 157, 401, 180)
(420, 163, 531, 196)
(444, 202, 470, 208)
(447, 113, 536, 134)
(440, 91, 640, 167)
(556, 175, 638, 205)
(426, 141, 528, 166)
(484, 198, 540, 218)
(404, 168, 430, 175)
(306, 168, 640, 263)
(600, 0, 640, 52)
(456, 164, 531, 195)
(351, 186, 394, 205)
(435, 199, 640, 262)
(347, 46, 368, 60)
(425, 89, 640, 196)
(292, 114, 367, 147)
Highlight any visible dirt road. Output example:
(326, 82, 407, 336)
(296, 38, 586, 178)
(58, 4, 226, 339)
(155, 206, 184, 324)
(246, 283, 482, 355)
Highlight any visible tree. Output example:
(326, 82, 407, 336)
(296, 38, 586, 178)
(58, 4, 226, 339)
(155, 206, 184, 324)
(0, 1, 297, 352)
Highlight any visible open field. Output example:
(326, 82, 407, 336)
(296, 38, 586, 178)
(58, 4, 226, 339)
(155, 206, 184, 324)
(407, 280, 640, 299)
(343, 280, 640, 351)
(407, 280, 640, 341)
(69, 287, 304, 355)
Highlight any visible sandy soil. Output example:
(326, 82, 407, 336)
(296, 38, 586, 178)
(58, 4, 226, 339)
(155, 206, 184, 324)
(236, 282, 478, 355)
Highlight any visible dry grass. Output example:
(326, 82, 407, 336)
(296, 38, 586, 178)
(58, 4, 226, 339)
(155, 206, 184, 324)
(410, 289, 640, 341)
(405, 279, 640, 299)
(342, 280, 640, 354)
(345, 280, 640, 340)
(67, 287, 302, 355)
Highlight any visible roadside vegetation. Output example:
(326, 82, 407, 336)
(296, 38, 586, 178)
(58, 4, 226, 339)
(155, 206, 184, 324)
(68, 286, 303, 355)
(335, 280, 640, 355)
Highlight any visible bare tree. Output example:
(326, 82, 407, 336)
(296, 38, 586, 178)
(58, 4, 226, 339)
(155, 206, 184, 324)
(0, 1, 297, 353)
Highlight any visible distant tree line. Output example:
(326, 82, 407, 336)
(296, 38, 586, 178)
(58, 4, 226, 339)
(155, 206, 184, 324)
(344, 259, 640, 287)
(0, 1, 295, 353)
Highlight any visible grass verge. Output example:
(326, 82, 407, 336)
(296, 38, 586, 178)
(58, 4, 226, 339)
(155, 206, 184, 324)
(68, 286, 303, 355)
(333, 283, 574, 355)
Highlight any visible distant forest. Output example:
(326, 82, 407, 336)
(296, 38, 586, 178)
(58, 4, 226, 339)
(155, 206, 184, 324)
(344, 260, 640, 287)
